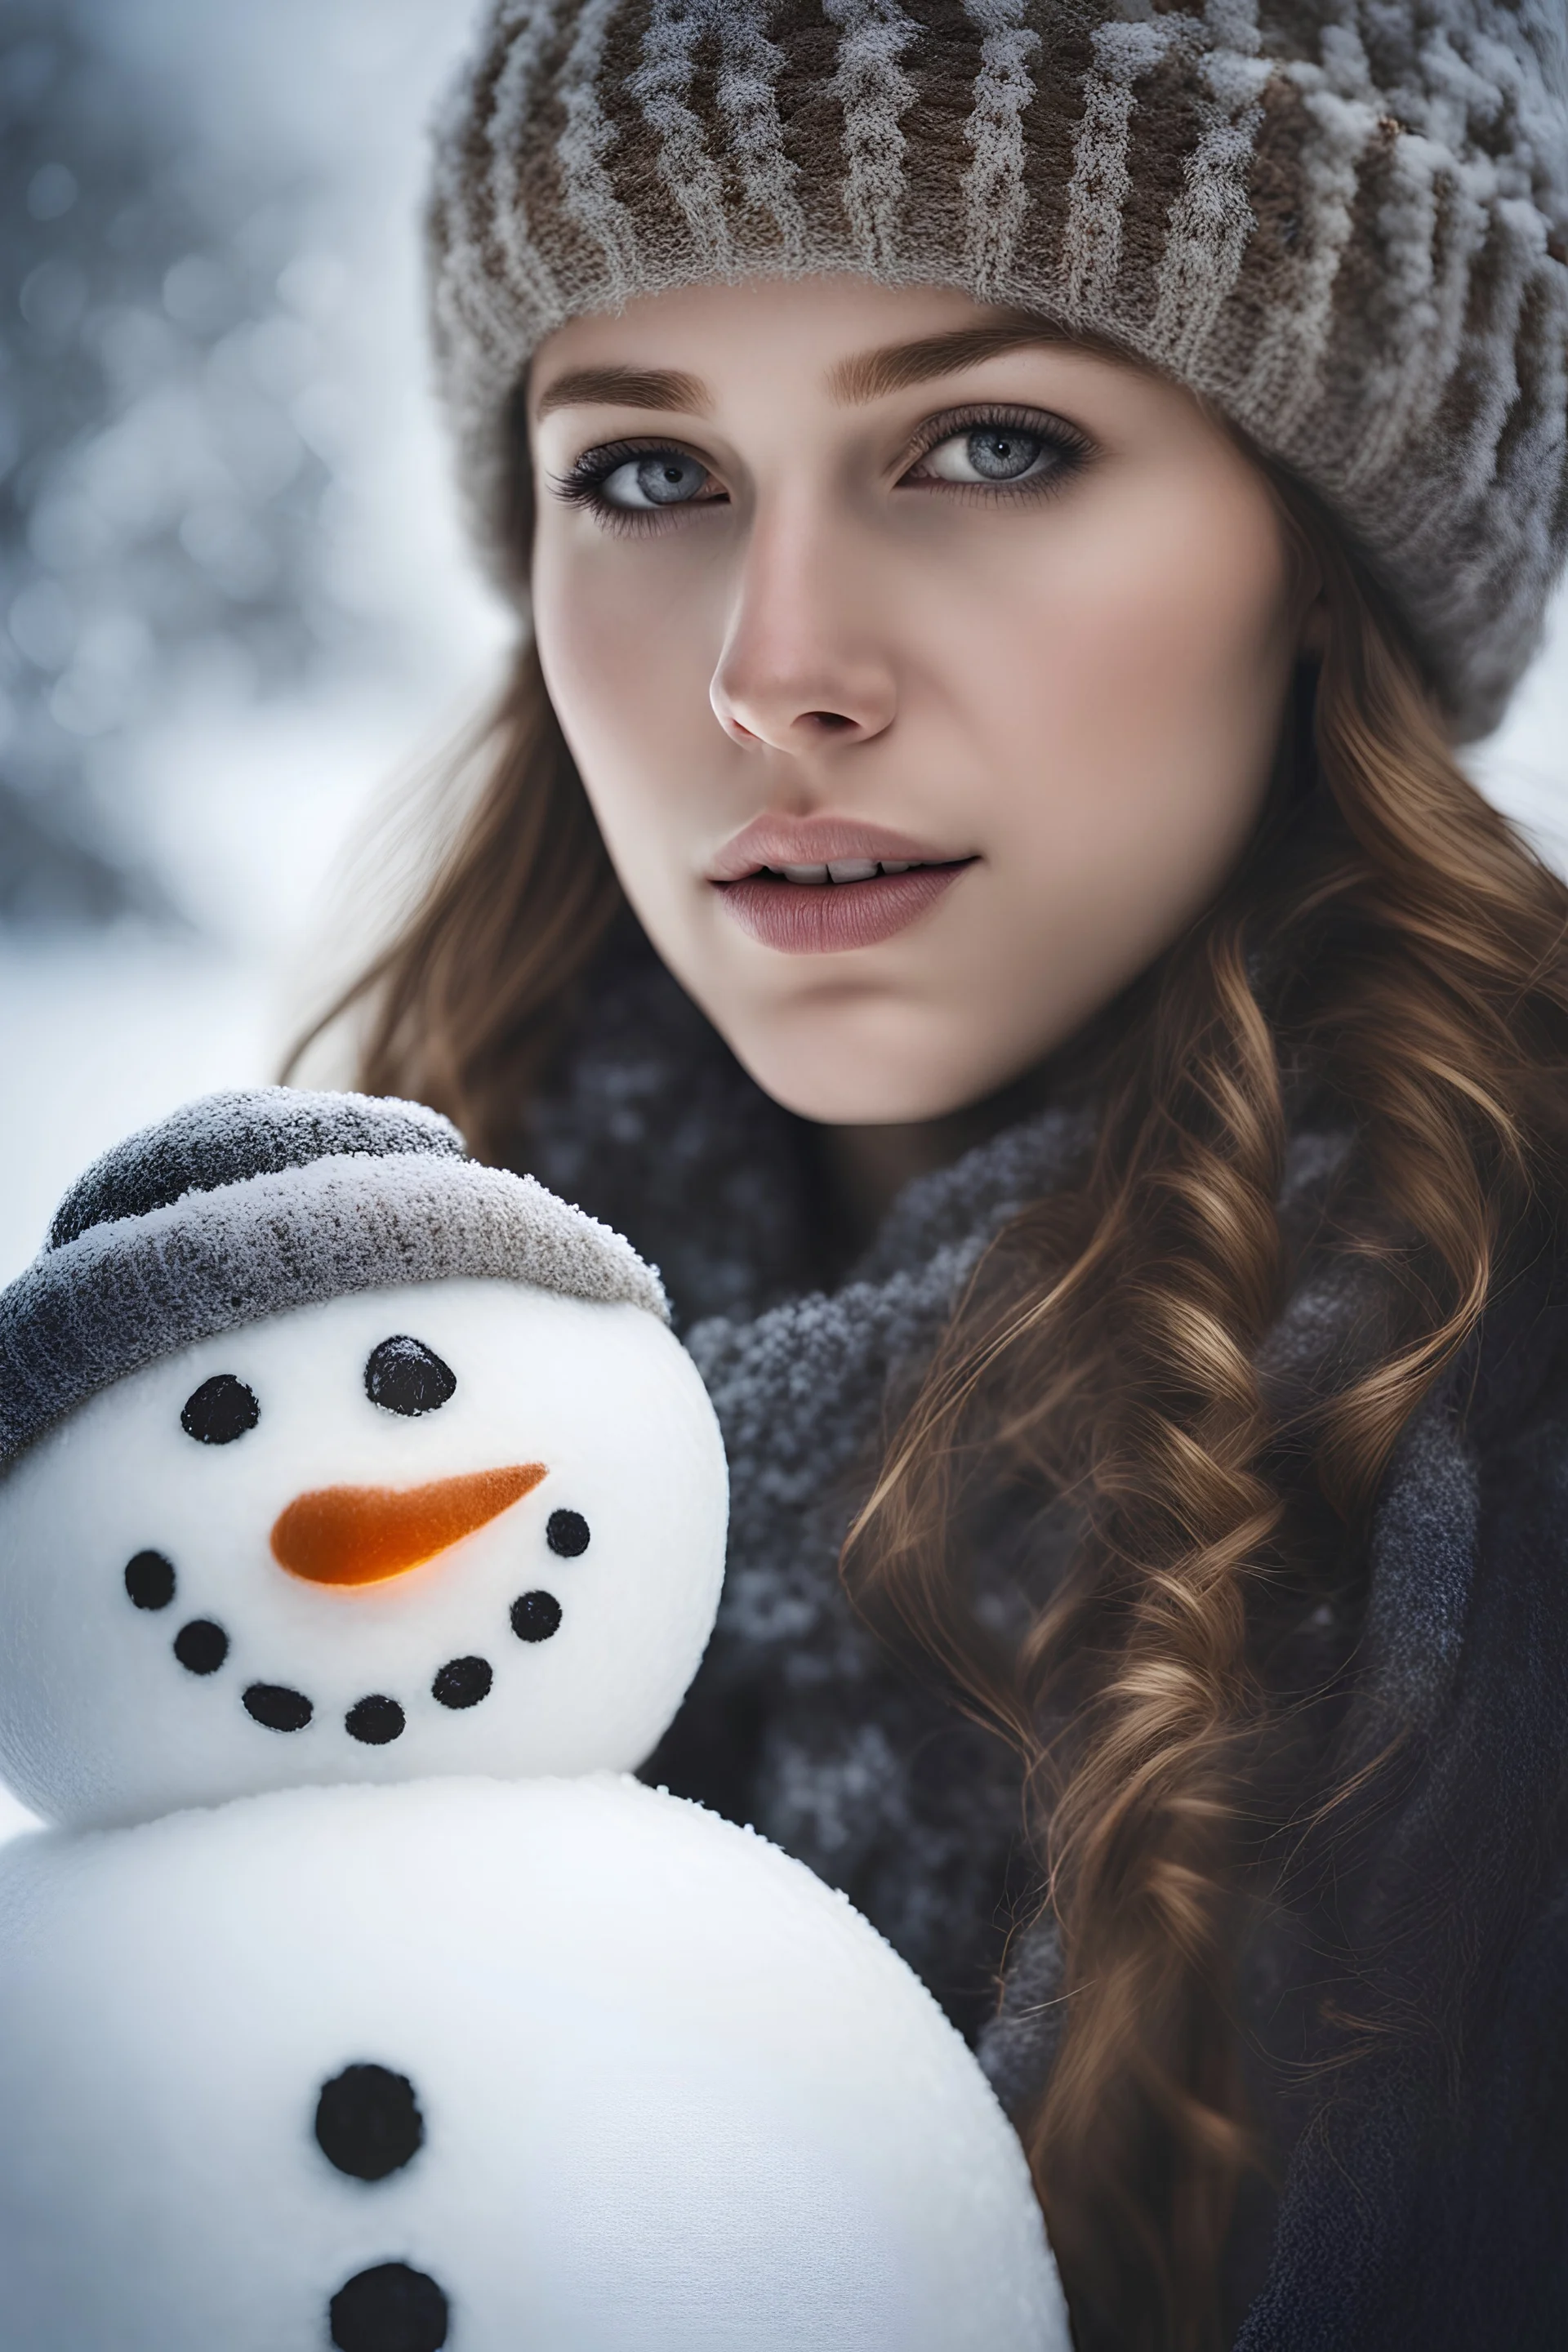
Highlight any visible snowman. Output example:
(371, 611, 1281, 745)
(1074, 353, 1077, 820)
(0, 1089, 1068, 2352)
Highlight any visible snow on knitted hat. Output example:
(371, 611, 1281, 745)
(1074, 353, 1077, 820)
(428, 0, 1567, 742)
(0, 1088, 667, 1471)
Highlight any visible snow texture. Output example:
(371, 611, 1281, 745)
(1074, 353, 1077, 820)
(0, 1088, 667, 1469)
(47, 1085, 465, 1247)
(0, 1273, 723, 1826)
(0, 1775, 1068, 2350)
(1, 0, 505, 932)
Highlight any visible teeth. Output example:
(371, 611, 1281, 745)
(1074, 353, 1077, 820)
(766, 857, 930, 884)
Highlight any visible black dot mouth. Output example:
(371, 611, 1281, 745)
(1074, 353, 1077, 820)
(510, 1588, 562, 1643)
(243, 1682, 314, 1733)
(546, 1508, 590, 1558)
(134, 1528, 579, 1744)
(432, 1655, 492, 1709)
(345, 1694, 406, 1746)
(125, 1550, 176, 1610)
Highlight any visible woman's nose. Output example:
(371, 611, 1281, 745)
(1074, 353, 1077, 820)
(710, 510, 897, 754)
(270, 1463, 546, 1587)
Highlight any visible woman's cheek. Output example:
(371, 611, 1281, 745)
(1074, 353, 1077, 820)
(534, 543, 715, 859)
(1018, 500, 1289, 854)
(956, 571, 1289, 1042)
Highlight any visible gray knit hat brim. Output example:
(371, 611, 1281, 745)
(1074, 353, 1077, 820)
(0, 1092, 666, 1472)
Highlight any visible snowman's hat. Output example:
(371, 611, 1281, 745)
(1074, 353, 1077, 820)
(0, 1089, 666, 1469)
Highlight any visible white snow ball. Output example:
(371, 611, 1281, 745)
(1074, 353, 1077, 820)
(0, 1775, 1068, 2352)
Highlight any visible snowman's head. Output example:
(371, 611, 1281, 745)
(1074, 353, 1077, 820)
(0, 1091, 727, 1828)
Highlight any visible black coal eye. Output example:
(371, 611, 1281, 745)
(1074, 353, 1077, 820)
(364, 1336, 457, 1417)
(180, 1374, 259, 1446)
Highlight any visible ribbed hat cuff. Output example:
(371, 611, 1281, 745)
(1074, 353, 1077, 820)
(0, 1153, 667, 1469)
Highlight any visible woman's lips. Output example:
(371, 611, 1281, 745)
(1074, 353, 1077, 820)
(715, 861, 971, 954)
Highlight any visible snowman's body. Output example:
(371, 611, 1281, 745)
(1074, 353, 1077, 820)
(0, 1104, 1068, 2352)
(0, 1777, 1062, 2351)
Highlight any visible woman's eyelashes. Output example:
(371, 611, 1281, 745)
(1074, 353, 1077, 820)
(551, 407, 1091, 529)
(900, 407, 1093, 495)
(553, 439, 724, 531)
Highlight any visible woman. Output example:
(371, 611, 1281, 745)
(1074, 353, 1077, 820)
(310, 6, 1568, 2346)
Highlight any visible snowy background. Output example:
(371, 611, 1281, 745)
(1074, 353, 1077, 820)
(0, 0, 509, 1292)
(1, 0, 1566, 1277)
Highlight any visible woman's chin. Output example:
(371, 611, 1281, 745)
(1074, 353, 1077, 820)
(715, 1018, 1018, 1129)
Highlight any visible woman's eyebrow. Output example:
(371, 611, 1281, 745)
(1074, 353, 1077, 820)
(533, 364, 710, 421)
(827, 320, 1073, 404)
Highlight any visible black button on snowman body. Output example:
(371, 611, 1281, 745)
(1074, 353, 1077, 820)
(314, 2063, 448, 2352)
(0, 1766, 1069, 2352)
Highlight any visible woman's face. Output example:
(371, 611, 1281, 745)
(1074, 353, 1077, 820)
(529, 276, 1305, 1125)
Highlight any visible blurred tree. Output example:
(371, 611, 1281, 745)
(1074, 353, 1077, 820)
(0, 0, 345, 924)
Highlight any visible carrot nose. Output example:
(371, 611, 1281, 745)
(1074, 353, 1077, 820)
(270, 1463, 547, 1587)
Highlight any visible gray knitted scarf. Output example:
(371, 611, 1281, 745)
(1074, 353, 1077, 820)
(526, 948, 1481, 2124)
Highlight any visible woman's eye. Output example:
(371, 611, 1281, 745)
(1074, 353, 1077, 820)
(598, 450, 714, 510)
(917, 425, 1054, 486)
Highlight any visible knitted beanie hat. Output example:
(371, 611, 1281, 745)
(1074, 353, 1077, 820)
(428, 0, 1567, 743)
(0, 1089, 666, 1471)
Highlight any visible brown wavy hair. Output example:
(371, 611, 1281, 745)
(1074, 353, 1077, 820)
(298, 469, 1568, 2350)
